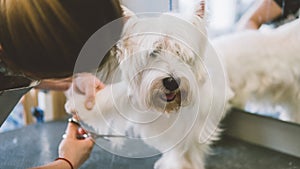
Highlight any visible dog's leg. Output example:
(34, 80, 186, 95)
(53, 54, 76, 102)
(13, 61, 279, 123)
(153, 139, 208, 169)
(146, 112, 212, 169)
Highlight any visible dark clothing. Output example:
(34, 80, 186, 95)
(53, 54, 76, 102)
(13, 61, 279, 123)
(274, 0, 300, 17)
(0, 88, 31, 126)
(273, 0, 300, 25)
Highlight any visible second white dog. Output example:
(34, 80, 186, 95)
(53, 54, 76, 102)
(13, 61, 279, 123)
(213, 18, 300, 122)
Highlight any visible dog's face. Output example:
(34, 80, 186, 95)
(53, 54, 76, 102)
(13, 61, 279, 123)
(114, 12, 208, 114)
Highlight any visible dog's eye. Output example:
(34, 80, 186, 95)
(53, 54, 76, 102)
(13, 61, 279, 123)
(150, 49, 160, 58)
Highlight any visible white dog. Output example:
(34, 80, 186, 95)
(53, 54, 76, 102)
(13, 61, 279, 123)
(213, 18, 300, 123)
(66, 0, 230, 169)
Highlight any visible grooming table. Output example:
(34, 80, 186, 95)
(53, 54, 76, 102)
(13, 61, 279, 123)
(0, 119, 299, 169)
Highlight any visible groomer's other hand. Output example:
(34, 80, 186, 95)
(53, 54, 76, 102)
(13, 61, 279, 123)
(73, 73, 105, 110)
(58, 119, 94, 169)
(35, 77, 73, 91)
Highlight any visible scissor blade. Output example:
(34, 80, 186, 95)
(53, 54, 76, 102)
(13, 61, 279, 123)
(88, 132, 127, 139)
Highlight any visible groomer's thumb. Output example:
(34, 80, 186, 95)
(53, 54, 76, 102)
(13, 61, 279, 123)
(65, 122, 78, 139)
(84, 87, 96, 110)
(84, 79, 104, 110)
(85, 98, 95, 110)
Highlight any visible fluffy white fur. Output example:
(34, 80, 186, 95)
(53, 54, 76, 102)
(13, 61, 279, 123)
(213, 19, 300, 122)
(65, 1, 227, 169)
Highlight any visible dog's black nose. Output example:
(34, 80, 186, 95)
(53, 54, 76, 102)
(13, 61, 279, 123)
(162, 77, 180, 91)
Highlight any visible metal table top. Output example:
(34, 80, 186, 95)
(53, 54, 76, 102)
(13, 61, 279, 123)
(0, 120, 299, 169)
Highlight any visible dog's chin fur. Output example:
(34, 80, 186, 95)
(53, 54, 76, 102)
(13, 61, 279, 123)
(65, 1, 226, 169)
(151, 89, 184, 113)
(213, 18, 300, 123)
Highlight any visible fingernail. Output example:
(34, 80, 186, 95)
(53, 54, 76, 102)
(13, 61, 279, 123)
(86, 101, 94, 110)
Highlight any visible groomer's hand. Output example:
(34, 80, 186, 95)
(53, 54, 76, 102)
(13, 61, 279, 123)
(35, 77, 73, 91)
(58, 119, 94, 169)
(73, 73, 105, 110)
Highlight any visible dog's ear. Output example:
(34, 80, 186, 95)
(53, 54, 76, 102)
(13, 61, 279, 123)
(121, 5, 136, 21)
(195, 0, 205, 18)
(179, 0, 205, 19)
(97, 46, 120, 83)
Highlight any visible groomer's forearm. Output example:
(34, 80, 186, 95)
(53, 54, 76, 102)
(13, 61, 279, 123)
(237, 0, 283, 30)
(29, 160, 72, 169)
(250, 0, 282, 25)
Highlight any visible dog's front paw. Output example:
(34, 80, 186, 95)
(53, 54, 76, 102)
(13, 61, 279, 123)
(64, 88, 86, 115)
(64, 100, 76, 115)
(64, 94, 86, 115)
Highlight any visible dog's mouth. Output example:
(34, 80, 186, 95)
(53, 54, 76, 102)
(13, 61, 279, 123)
(160, 92, 177, 102)
(151, 89, 189, 113)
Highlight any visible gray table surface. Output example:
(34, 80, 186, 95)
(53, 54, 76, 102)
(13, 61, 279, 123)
(0, 120, 299, 169)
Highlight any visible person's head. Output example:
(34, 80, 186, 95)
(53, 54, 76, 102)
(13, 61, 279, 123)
(0, 0, 122, 80)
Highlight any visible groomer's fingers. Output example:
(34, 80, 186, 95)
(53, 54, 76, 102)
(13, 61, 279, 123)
(78, 127, 88, 135)
(84, 80, 105, 110)
(72, 73, 105, 110)
(65, 121, 79, 139)
(36, 78, 73, 91)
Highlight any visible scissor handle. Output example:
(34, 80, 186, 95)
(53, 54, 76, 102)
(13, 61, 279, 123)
(68, 117, 81, 126)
